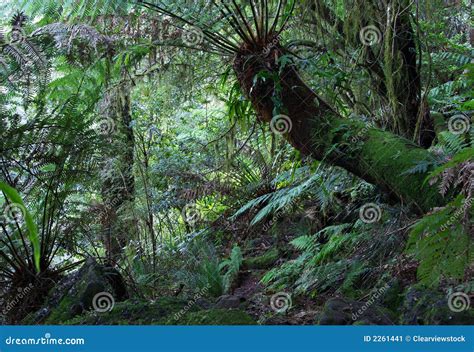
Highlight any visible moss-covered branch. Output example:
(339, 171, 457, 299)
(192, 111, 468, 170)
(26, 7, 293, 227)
(233, 45, 443, 212)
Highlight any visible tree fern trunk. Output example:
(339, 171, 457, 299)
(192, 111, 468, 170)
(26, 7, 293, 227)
(100, 78, 135, 264)
(233, 47, 443, 212)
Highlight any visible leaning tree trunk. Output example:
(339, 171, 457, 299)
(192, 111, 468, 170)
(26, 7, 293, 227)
(233, 44, 443, 212)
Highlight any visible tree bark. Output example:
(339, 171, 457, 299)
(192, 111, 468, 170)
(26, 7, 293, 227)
(100, 80, 135, 264)
(233, 46, 443, 212)
(308, 0, 435, 147)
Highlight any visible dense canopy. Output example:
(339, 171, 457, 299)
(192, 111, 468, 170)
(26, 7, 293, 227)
(0, 0, 472, 326)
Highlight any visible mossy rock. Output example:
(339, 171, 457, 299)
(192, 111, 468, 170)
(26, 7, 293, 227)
(380, 279, 404, 312)
(169, 309, 256, 325)
(242, 248, 279, 270)
(25, 258, 128, 324)
(63, 300, 255, 325)
(400, 287, 474, 325)
(64, 297, 194, 325)
(317, 297, 395, 325)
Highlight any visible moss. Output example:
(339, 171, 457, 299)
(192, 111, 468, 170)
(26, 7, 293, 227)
(381, 279, 404, 313)
(62, 299, 256, 326)
(400, 287, 474, 325)
(170, 309, 256, 325)
(243, 248, 279, 269)
(41, 259, 127, 324)
(63, 297, 193, 325)
(317, 297, 395, 325)
(44, 272, 97, 324)
(360, 128, 442, 211)
(315, 116, 444, 212)
(45, 296, 76, 324)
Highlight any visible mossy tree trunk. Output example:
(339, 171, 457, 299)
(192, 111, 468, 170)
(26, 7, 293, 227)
(233, 45, 443, 212)
(100, 79, 135, 264)
(308, 0, 435, 147)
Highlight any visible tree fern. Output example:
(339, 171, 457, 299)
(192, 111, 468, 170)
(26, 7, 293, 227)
(431, 52, 472, 68)
(20, 0, 130, 21)
(289, 234, 315, 251)
(437, 131, 469, 155)
(262, 223, 353, 293)
(219, 245, 243, 293)
(407, 195, 472, 287)
(232, 168, 328, 225)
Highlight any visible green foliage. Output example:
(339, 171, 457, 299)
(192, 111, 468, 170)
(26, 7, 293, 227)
(426, 147, 473, 182)
(437, 132, 470, 156)
(174, 240, 225, 297)
(0, 181, 40, 272)
(407, 195, 472, 287)
(20, 0, 130, 21)
(261, 223, 359, 294)
(219, 245, 243, 293)
(1, 0, 472, 326)
(431, 52, 472, 67)
(232, 164, 344, 226)
(173, 239, 242, 297)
